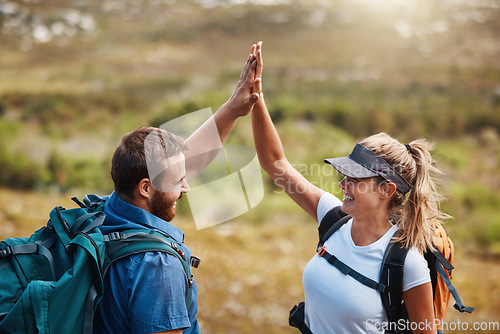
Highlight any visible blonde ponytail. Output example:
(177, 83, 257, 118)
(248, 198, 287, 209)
(360, 133, 450, 253)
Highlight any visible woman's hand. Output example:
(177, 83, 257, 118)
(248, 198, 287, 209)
(253, 41, 263, 96)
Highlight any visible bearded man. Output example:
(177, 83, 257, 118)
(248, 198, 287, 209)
(93, 42, 262, 334)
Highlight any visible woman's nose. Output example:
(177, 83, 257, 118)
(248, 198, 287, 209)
(338, 176, 347, 190)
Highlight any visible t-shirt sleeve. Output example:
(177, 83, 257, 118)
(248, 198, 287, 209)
(127, 252, 191, 334)
(402, 248, 431, 291)
(316, 192, 343, 223)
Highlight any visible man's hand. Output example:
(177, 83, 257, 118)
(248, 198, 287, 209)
(223, 42, 262, 117)
(184, 42, 263, 181)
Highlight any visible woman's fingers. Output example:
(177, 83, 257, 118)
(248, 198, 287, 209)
(254, 42, 263, 94)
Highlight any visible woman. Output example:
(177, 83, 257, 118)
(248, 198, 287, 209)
(251, 44, 446, 334)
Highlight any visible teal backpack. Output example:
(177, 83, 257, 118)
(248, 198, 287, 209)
(0, 195, 199, 334)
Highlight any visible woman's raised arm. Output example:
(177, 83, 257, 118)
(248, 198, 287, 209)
(251, 46, 325, 220)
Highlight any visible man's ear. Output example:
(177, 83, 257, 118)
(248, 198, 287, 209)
(137, 178, 153, 199)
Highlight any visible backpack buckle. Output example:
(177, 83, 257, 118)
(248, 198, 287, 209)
(190, 256, 201, 268)
(0, 246, 13, 259)
(107, 232, 123, 241)
(170, 242, 187, 261)
(318, 246, 327, 257)
(176, 249, 186, 261)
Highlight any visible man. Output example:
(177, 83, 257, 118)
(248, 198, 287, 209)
(93, 42, 262, 334)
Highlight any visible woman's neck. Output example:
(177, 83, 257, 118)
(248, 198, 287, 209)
(350, 213, 393, 246)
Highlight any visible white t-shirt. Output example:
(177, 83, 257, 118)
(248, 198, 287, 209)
(302, 192, 430, 334)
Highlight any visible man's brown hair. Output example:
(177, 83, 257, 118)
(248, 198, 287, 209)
(111, 127, 187, 198)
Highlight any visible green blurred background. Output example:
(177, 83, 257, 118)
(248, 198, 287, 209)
(1, 0, 499, 332)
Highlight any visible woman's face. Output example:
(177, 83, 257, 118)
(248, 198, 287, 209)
(338, 176, 388, 219)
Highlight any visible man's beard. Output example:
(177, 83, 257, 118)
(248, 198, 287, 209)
(150, 190, 177, 222)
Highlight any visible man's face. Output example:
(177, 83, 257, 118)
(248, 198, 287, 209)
(148, 152, 190, 222)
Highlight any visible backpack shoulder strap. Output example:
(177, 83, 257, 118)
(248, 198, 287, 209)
(379, 231, 410, 326)
(318, 207, 350, 247)
(316, 208, 386, 292)
(103, 229, 196, 310)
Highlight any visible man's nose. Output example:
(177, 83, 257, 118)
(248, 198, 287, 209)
(181, 179, 190, 193)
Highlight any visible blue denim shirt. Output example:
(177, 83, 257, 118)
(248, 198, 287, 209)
(93, 192, 200, 334)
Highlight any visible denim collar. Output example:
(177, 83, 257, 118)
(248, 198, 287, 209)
(102, 191, 185, 244)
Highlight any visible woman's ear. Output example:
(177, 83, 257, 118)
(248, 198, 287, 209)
(380, 181, 398, 199)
